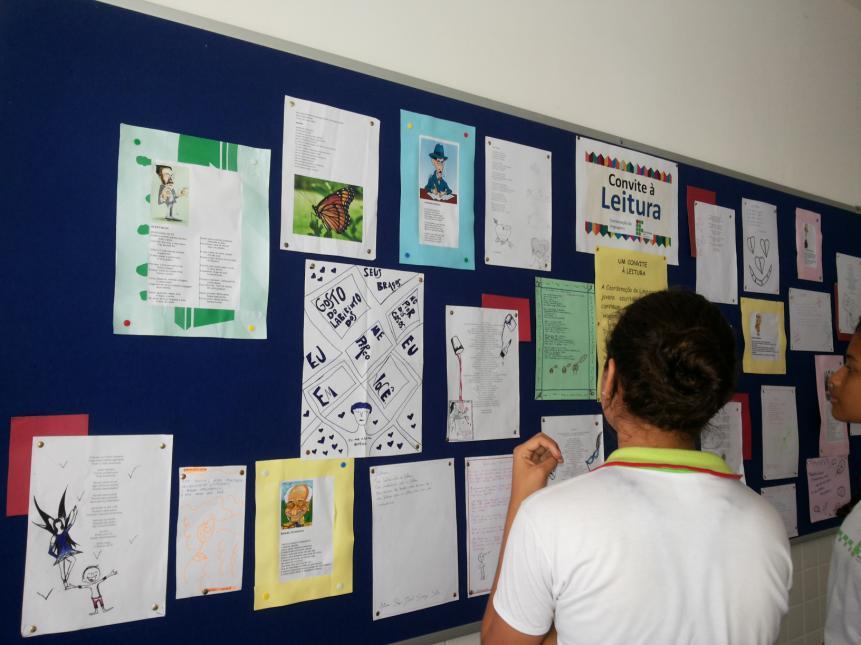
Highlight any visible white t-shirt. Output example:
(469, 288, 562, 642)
(825, 503, 861, 644)
(493, 448, 792, 645)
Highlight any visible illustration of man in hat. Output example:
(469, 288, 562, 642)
(425, 143, 453, 197)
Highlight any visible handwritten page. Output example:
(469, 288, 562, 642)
(701, 402, 745, 479)
(7, 414, 88, 517)
(22, 435, 172, 638)
(445, 306, 520, 441)
(281, 96, 379, 259)
(836, 253, 861, 335)
(176, 466, 246, 599)
(301, 260, 423, 458)
(760, 484, 798, 538)
(541, 415, 604, 483)
(742, 198, 779, 295)
(534, 278, 596, 400)
(595, 247, 668, 393)
(761, 386, 799, 480)
(253, 458, 353, 610)
(371, 459, 457, 619)
(795, 208, 823, 282)
(741, 297, 787, 374)
(815, 355, 849, 457)
(789, 288, 833, 352)
(694, 202, 737, 305)
(465, 455, 512, 597)
(807, 456, 851, 522)
(484, 137, 552, 271)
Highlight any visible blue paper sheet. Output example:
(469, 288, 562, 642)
(399, 110, 475, 270)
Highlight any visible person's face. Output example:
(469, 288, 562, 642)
(84, 568, 99, 583)
(286, 486, 309, 522)
(830, 333, 861, 422)
(432, 157, 445, 174)
(352, 407, 369, 425)
(159, 167, 174, 184)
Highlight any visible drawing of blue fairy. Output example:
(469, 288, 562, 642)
(33, 488, 82, 587)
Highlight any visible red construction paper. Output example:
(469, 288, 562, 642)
(730, 394, 752, 461)
(6, 414, 88, 516)
(687, 186, 716, 257)
(835, 283, 854, 342)
(481, 294, 531, 341)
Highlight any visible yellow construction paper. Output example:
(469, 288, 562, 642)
(254, 458, 354, 610)
(741, 297, 787, 374)
(594, 247, 668, 395)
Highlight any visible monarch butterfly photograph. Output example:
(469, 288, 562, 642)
(293, 174, 364, 242)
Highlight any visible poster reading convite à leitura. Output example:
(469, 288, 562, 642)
(576, 136, 679, 265)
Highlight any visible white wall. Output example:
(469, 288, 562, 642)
(114, 0, 861, 208)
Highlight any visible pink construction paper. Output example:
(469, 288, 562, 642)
(795, 208, 823, 282)
(807, 456, 850, 522)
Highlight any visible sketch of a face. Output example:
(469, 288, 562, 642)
(350, 402, 372, 429)
(157, 165, 174, 185)
(83, 566, 100, 583)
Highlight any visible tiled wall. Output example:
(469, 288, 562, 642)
(431, 531, 837, 645)
(776, 531, 836, 645)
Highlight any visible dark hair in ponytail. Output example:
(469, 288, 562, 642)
(605, 289, 737, 436)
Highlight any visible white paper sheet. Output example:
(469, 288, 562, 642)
(301, 260, 423, 458)
(148, 164, 243, 309)
(760, 484, 798, 538)
(484, 137, 552, 271)
(701, 402, 745, 479)
(465, 455, 512, 597)
(742, 198, 780, 295)
(788, 288, 833, 351)
(807, 456, 851, 523)
(176, 465, 245, 599)
(22, 435, 172, 638)
(815, 355, 849, 457)
(836, 252, 861, 335)
(371, 459, 458, 619)
(445, 306, 520, 441)
(541, 415, 604, 484)
(852, 423, 861, 437)
(761, 386, 799, 480)
(281, 96, 379, 259)
(278, 476, 334, 582)
(694, 202, 737, 305)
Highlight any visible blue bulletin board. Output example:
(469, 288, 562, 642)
(2, 1, 860, 643)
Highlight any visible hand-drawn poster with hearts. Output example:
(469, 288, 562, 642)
(742, 198, 780, 295)
(300, 260, 424, 459)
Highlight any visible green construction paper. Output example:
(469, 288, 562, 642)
(534, 278, 596, 400)
(113, 124, 270, 339)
